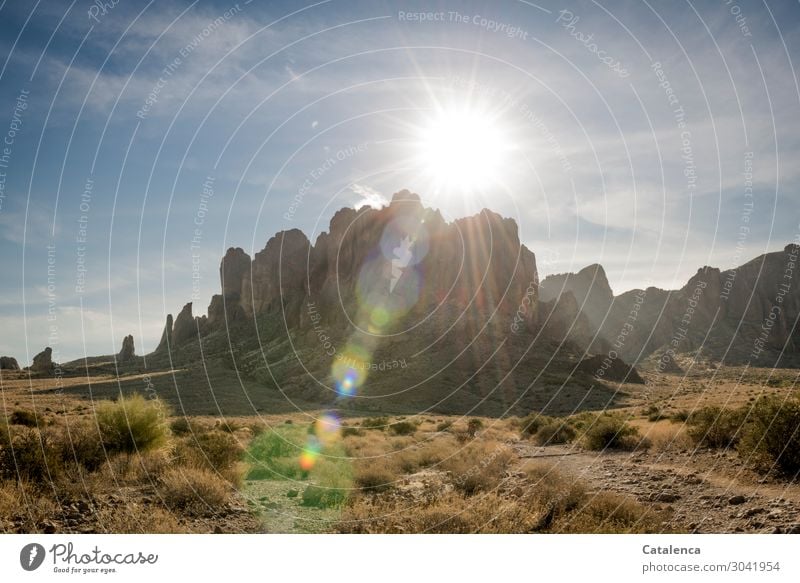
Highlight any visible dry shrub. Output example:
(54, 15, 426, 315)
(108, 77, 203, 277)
(336, 491, 539, 533)
(442, 440, 516, 496)
(640, 421, 692, 452)
(95, 505, 187, 533)
(9, 410, 38, 427)
(555, 492, 668, 533)
(56, 420, 107, 472)
(0, 425, 61, 483)
(353, 459, 396, 492)
(389, 420, 416, 436)
(159, 467, 231, 515)
(0, 480, 59, 533)
(581, 414, 645, 451)
(337, 461, 669, 534)
(96, 394, 171, 455)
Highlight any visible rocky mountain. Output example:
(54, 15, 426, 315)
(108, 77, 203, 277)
(62, 191, 797, 415)
(539, 244, 800, 368)
(134, 190, 621, 416)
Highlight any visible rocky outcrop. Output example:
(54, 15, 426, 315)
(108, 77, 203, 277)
(30, 347, 54, 373)
(155, 314, 173, 352)
(0, 356, 19, 370)
(171, 303, 197, 346)
(220, 247, 251, 298)
(118, 335, 135, 361)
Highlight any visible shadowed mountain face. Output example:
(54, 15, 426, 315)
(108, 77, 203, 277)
(540, 244, 800, 368)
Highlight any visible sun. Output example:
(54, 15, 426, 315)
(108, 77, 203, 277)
(415, 107, 509, 192)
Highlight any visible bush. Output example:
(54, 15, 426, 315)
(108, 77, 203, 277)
(642, 405, 665, 422)
(9, 410, 38, 427)
(518, 413, 554, 437)
(302, 460, 352, 507)
(534, 422, 576, 446)
(581, 415, 642, 451)
(360, 417, 389, 431)
(443, 441, 515, 496)
(159, 467, 230, 515)
(687, 406, 745, 449)
(0, 425, 62, 483)
(670, 410, 690, 423)
(436, 420, 453, 432)
(57, 420, 106, 472)
(737, 397, 800, 476)
(96, 394, 170, 455)
(341, 424, 363, 437)
(389, 421, 416, 436)
(190, 431, 244, 472)
(246, 426, 307, 480)
(467, 418, 484, 438)
(170, 417, 192, 436)
(354, 461, 395, 492)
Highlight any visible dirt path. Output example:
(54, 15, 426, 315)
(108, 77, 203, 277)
(513, 443, 800, 533)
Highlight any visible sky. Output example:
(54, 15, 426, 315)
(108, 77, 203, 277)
(0, 0, 799, 363)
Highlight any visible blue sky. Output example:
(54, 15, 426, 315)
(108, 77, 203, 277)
(1, 0, 799, 363)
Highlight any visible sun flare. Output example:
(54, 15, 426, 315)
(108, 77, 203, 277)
(416, 108, 509, 192)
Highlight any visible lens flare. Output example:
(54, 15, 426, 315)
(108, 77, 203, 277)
(299, 436, 321, 471)
(315, 412, 341, 447)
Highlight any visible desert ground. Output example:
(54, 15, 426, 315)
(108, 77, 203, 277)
(1, 363, 799, 534)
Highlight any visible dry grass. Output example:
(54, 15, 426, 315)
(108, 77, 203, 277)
(632, 420, 693, 452)
(159, 467, 232, 515)
(441, 440, 516, 496)
(336, 460, 669, 533)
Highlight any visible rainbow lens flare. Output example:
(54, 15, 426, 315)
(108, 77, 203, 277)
(315, 412, 341, 447)
(299, 436, 321, 471)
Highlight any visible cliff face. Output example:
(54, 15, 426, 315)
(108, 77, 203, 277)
(540, 244, 800, 365)
(159, 190, 541, 353)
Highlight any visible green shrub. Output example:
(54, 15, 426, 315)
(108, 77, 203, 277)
(96, 394, 171, 455)
(436, 420, 453, 432)
(9, 409, 38, 427)
(389, 421, 416, 436)
(519, 413, 554, 437)
(341, 425, 363, 437)
(687, 406, 745, 448)
(534, 422, 576, 446)
(670, 410, 690, 423)
(736, 397, 800, 476)
(302, 460, 352, 507)
(360, 416, 389, 431)
(246, 426, 307, 480)
(581, 415, 642, 451)
(170, 417, 192, 436)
